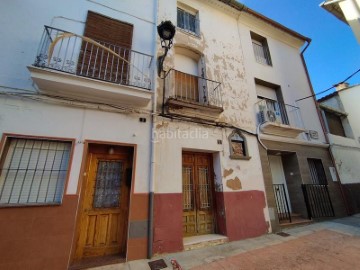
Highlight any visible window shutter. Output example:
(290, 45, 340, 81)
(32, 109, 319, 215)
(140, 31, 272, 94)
(84, 11, 133, 49)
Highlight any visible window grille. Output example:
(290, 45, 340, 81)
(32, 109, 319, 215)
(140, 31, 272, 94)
(177, 8, 199, 35)
(308, 158, 327, 185)
(251, 32, 272, 66)
(0, 138, 71, 205)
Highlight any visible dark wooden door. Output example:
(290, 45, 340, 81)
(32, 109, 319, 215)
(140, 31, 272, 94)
(182, 152, 214, 237)
(74, 152, 130, 259)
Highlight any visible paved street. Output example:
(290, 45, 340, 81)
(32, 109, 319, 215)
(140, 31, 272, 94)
(91, 215, 360, 270)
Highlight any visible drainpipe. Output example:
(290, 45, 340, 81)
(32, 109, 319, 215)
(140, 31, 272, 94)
(148, 0, 158, 259)
(299, 40, 351, 216)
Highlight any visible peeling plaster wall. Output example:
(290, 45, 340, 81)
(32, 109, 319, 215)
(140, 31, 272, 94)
(238, 13, 327, 143)
(154, 121, 266, 194)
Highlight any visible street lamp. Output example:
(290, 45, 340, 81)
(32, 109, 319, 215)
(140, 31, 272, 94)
(157, 20, 176, 76)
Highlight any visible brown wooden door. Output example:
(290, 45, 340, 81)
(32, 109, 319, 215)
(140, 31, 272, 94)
(182, 152, 214, 237)
(74, 152, 131, 259)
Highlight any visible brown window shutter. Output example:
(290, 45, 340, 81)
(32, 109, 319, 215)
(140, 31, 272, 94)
(84, 11, 133, 49)
(77, 11, 134, 84)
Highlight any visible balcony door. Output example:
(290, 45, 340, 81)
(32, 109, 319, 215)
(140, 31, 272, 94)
(77, 11, 133, 84)
(174, 51, 200, 102)
(182, 152, 215, 237)
(256, 82, 289, 125)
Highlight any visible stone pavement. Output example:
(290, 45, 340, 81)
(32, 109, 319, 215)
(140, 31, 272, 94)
(90, 214, 360, 270)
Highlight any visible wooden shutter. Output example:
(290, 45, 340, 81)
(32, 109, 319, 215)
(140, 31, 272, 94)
(77, 11, 134, 83)
(84, 11, 133, 49)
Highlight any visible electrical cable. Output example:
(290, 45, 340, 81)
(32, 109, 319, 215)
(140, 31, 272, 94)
(296, 67, 360, 102)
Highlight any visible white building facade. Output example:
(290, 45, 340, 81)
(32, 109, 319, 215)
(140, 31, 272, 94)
(0, 1, 157, 269)
(319, 83, 360, 214)
(0, 0, 347, 269)
(152, 0, 346, 256)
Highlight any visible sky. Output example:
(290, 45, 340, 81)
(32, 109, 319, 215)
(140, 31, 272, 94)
(241, 0, 360, 99)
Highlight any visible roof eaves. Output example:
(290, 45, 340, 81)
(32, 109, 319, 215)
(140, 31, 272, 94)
(217, 0, 311, 42)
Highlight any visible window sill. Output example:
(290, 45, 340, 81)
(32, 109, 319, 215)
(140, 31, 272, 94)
(177, 27, 201, 39)
(0, 202, 62, 208)
(255, 60, 273, 67)
(229, 155, 252, 160)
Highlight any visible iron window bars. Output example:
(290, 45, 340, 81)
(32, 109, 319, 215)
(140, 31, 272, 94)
(0, 138, 71, 205)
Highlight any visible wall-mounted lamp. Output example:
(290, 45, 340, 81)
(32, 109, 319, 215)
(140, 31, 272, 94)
(157, 20, 176, 76)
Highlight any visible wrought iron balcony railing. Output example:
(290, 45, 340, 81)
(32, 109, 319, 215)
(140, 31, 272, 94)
(165, 69, 223, 108)
(34, 26, 153, 90)
(256, 98, 304, 129)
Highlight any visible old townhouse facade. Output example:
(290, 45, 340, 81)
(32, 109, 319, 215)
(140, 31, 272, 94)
(0, 0, 157, 269)
(153, 0, 346, 255)
(0, 0, 347, 269)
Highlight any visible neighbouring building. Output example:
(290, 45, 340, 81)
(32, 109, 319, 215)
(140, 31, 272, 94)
(320, 0, 360, 44)
(0, 0, 348, 269)
(153, 0, 346, 256)
(0, 1, 156, 269)
(319, 83, 360, 214)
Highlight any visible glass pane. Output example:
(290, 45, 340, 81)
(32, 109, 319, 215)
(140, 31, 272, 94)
(198, 167, 210, 209)
(182, 166, 193, 210)
(93, 161, 123, 208)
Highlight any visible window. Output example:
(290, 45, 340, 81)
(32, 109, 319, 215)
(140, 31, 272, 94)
(308, 159, 327, 185)
(177, 8, 199, 35)
(229, 131, 250, 160)
(324, 110, 346, 137)
(0, 137, 72, 205)
(251, 32, 272, 66)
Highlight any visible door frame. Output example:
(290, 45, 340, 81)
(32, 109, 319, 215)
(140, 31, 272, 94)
(182, 151, 218, 237)
(69, 140, 137, 265)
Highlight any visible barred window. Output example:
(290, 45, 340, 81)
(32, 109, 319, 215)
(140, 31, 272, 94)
(177, 8, 199, 35)
(251, 32, 272, 66)
(0, 137, 72, 205)
(308, 158, 327, 185)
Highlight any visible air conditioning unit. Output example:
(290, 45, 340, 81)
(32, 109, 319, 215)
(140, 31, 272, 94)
(258, 110, 266, 124)
(267, 110, 277, 122)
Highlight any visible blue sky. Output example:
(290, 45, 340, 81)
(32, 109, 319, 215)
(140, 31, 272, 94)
(241, 0, 360, 98)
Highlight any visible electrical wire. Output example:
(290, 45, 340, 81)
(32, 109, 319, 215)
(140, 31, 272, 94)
(296, 67, 360, 102)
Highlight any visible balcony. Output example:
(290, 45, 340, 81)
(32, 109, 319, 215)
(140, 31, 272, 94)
(28, 26, 153, 107)
(256, 99, 306, 138)
(164, 69, 223, 120)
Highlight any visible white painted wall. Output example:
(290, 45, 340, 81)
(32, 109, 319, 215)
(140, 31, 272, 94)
(0, 0, 157, 194)
(320, 85, 360, 183)
(238, 13, 327, 143)
(0, 0, 156, 91)
(0, 98, 152, 193)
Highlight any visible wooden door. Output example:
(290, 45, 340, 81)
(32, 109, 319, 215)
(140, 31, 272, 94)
(74, 152, 131, 259)
(182, 152, 214, 237)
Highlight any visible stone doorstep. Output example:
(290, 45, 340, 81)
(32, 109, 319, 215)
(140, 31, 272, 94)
(183, 234, 229, 251)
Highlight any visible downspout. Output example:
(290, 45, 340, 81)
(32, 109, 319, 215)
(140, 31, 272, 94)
(148, 0, 158, 259)
(300, 40, 350, 215)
